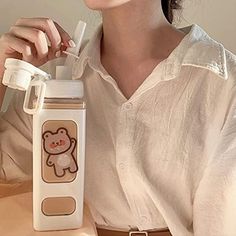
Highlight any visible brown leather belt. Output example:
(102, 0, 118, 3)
(96, 226, 172, 236)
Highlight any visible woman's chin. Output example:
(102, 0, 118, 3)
(83, 0, 131, 10)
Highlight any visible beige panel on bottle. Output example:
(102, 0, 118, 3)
(42, 197, 76, 216)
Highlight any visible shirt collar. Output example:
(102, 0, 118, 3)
(73, 23, 228, 81)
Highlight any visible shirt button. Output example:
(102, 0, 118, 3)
(118, 163, 125, 170)
(212, 61, 218, 67)
(124, 102, 133, 110)
(140, 215, 149, 223)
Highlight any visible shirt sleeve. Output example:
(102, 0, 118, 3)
(193, 86, 236, 236)
(0, 90, 33, 182)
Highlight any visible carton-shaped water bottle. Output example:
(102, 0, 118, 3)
(2, 21, 87, 231)
(32, 79, 85, 231)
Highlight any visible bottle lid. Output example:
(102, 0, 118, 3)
(3, 58, 50, 91)
(44, 80, 84, 98)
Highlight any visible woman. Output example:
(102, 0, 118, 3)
(1, 0, 236, 236)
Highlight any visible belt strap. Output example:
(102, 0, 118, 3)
(96, 227, 172, 236)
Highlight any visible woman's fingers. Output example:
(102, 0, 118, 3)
(14, 17, 73, 52)
(9, 26, 49, 59)
(0, 33, 34, 62)
(53, 21, 75, 47)
(0, 17, 74, 71)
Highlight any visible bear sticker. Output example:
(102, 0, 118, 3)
(42, 127, 78, 177)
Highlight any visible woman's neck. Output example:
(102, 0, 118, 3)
(101, 0, 185, 65)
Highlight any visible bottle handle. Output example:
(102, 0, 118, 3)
(23, 79, 46, 115)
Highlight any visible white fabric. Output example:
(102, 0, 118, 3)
(1, 23, 236, 236)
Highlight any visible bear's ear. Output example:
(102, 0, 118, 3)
(57, 128, 68, 135)
(43, 131, 52, 140)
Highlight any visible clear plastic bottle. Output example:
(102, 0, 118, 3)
(32, 79, 86, 231)
(2, 19, 87, 232)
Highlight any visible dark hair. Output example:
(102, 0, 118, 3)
(161, 0, 182, 24)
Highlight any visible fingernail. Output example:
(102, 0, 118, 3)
(55, 41, 61, 49)
(68, 39, 76, 48)
(55, 51, 61, 58)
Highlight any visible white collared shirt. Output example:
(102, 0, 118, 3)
(1, 23, 236, 236)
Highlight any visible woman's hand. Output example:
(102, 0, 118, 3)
(0, 17, 75, 78)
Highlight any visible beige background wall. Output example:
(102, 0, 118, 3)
(0, 0, 235, 52)
(180, 0, 236, 53)
(0, 0, 236, 111)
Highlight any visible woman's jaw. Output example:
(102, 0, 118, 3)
(83, 0, 132, 10)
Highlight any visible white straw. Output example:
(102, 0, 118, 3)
(58, 20, 86, 80)
(64, 21, 87, 67)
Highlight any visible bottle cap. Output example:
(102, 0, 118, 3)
(3, 58, 50, 90)
(44, 80, 84, 98)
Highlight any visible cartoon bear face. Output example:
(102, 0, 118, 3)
(43, 128, 72, 155)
